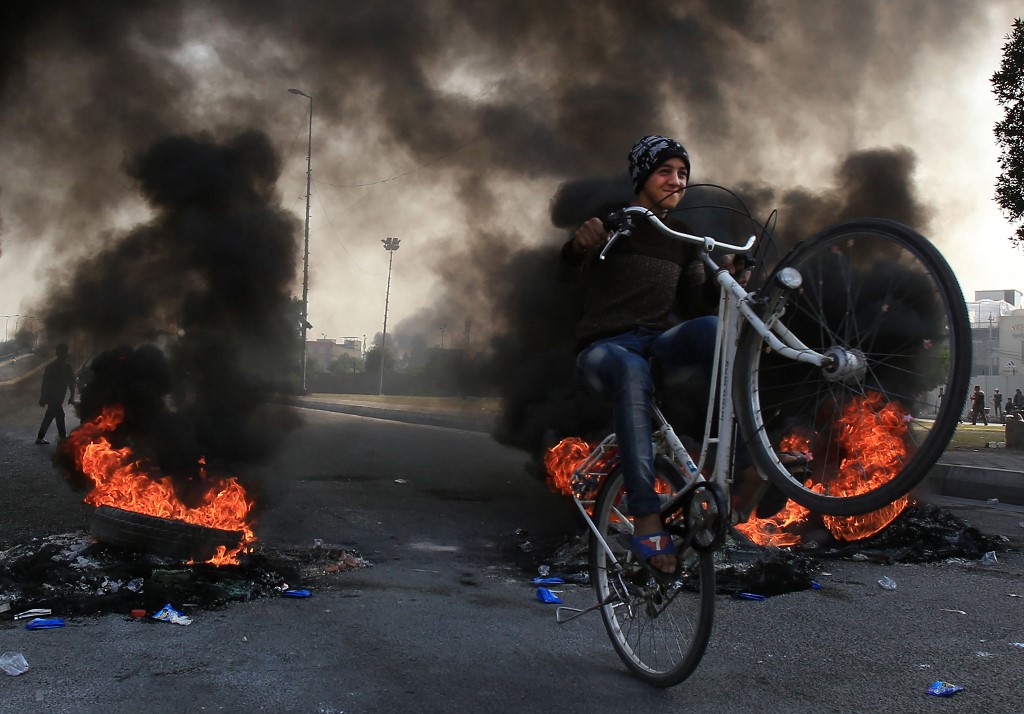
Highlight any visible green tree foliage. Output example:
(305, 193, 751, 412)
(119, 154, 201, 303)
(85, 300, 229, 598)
(363, 345, 394, 374)
(328, 354, 362, 374)
(992, 18, 1024, 247)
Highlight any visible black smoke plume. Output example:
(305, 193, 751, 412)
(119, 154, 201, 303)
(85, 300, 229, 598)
(0, 1, 985, 475)
(46, 131, 299, 498)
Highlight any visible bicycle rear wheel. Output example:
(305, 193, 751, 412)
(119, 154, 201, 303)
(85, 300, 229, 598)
(734, 218, 970, 516)
(589, 462, 715, 687)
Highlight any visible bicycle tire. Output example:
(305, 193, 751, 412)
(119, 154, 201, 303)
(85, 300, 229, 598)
(589, 460, 716, 687)
(733, 218, 971, 516)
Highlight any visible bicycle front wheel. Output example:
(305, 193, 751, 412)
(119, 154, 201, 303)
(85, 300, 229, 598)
(734, 219, 970, 516)
(589, 462, 716, 688)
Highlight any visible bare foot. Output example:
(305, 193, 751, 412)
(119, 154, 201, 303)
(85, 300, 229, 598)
(633, 513, 676, 574)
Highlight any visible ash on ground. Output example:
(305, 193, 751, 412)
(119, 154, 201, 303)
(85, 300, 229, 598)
(0, 533, 369, 618)
(811, 502, 1009, 563)
(515, 502, 1012, 597)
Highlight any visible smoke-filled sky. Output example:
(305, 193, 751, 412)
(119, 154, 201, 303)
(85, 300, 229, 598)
(1, 0, 1021, 354)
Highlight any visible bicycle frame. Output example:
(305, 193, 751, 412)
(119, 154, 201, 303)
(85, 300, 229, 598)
(558, 207, 834, 619)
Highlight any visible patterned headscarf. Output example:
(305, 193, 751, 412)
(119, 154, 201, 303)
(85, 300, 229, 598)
(628, 135, 690, 194)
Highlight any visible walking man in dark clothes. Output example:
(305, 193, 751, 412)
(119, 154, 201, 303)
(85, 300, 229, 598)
(36, 344, 76, 444)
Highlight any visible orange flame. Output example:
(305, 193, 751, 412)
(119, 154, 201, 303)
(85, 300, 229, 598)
(739, 392, 911, 546)
(818, 392, 911, 541)
(543, 437, 594, 497)
(66, 405, 256, 565)
(544, 436, 675, 518)
(735, 434, 812, 546)
(547, 392, 912, 547)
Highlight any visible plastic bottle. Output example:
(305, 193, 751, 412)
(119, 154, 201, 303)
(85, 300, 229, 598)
(0, 652, 29, 676)
(877, 576, 897, 590)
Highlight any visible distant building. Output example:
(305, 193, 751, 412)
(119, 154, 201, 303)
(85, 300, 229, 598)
(306, 337, 362, 367)
(974, 289, 1023, 306)
(968, 291, 1024, 378)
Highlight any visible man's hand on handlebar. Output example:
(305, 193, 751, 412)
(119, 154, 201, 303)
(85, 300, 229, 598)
(720, 253, 752, 287)
(572, 217, 609, 255)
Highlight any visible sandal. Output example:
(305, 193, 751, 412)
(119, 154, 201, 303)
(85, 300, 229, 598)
(629, 532, 682, 583)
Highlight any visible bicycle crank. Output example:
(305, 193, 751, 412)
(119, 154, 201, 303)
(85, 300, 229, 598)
(680, 483, 728, 551)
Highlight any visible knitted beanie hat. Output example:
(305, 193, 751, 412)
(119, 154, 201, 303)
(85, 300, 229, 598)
(628, 135, 690, 194)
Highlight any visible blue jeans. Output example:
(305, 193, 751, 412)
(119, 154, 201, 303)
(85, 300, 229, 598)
(576, 317, 717, 518)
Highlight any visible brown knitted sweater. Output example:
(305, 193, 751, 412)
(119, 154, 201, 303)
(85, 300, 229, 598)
(559, 203, 707, 352)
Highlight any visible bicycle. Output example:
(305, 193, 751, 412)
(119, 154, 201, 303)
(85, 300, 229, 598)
(552, 204, 971, 687)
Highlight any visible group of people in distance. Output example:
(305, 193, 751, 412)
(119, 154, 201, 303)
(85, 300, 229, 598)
(967, 384, 1024, 426)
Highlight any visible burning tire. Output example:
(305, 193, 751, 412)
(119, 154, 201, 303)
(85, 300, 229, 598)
(91, 505, 243, 563)
(734, 218, 971, 516)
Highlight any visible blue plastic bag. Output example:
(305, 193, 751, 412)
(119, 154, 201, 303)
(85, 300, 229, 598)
(25, 618, 65, 630)
(536, 587, 562, 604)
(927, 681, 964, 697)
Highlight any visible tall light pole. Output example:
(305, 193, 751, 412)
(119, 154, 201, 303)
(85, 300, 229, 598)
(0, 315, 12, 342)
(379, 237, 401, 395)
(289, 87, 313, 393)
(439, 323, 446, 349)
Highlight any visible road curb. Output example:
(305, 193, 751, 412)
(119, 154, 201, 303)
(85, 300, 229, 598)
(290, 397, 496, 434)
(290, 397, 1024, 505)
(921, 463, 1024, 506)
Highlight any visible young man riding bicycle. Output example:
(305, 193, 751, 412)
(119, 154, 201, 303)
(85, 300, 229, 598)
(558, 135, 796, 578)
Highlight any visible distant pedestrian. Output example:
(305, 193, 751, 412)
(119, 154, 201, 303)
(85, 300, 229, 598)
(970, 385, 988, 425)
(1014, 388, 1024, 411)
(993, 388, 1003, 419)
(36, 344, 76, 445)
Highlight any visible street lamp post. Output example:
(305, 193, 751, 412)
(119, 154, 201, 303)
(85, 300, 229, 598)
(14, 315, 30, 335)
(289, 87, 313, 393)
(0, 315, 12, 342)
(379, 237, 401, 395)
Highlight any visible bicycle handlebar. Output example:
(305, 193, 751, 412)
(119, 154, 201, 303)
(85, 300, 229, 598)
(599, 205, 757, 260)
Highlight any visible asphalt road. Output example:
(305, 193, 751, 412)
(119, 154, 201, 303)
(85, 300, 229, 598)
(1, 400, 1022, 714)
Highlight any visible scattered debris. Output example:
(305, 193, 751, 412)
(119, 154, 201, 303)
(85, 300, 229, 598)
(927, 681, 964, 697)
(940, 609, 968, 615)
(817, 503, 1005, 564)
(716, 543, 818, 596)
(520, 499, 1007, 599)
(14, 608, 52, 620)
(25, 618, 64, 630)
(0, 652, 29, 676)
(877, 576, 897, 590)
(981, 551, 999, 565)
(0, 532, 368, 618)
(536, 587, 562, 604)
(152, 603, 191, 626)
